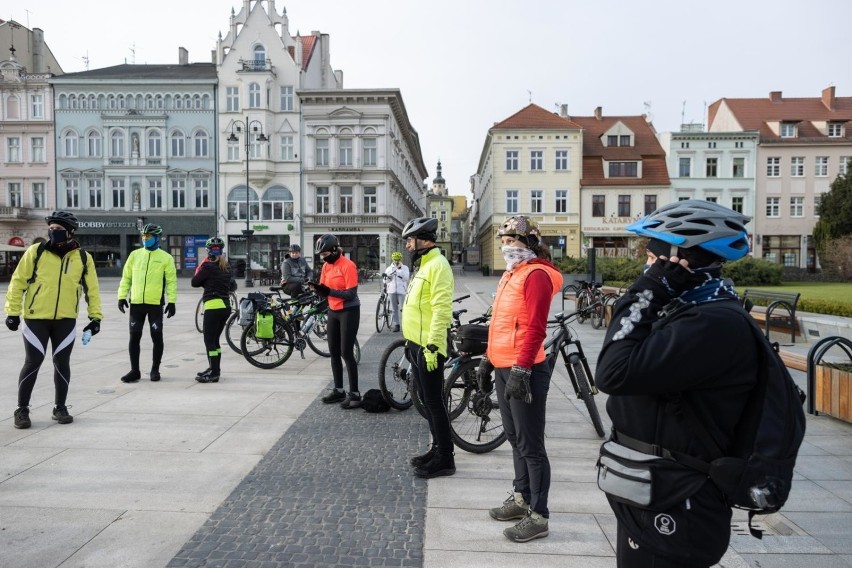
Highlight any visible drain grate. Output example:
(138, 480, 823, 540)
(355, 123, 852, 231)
(731, 520, 776, 536)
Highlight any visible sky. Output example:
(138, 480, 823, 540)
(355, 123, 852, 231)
(8, 0, 852, 199)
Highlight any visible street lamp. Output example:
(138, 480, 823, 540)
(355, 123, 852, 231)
(228, 117, 267, 287)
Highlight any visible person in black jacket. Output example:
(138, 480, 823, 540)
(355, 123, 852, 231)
(279, 244, 313, 297)
(596, 200, 758, 567)
(191, 237, 237, 383)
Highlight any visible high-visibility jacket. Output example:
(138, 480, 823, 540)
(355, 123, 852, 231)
(118, 247, 177, 305)
(402, 248, 454, 356)
(486, 260, 562, 367)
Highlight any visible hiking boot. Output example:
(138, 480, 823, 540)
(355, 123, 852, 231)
(503, 511, 549, 543)
(52, 405, 74, 424)
(14, 407, 31, 429)
(414, 450, 456, 479)
(489, 492, 529, 521)
(340, 391, 362, 409)
(410, 445, 437, 467)
(196, 373, 219, 383)
(150, 370, 161, 382)
(120, 370, 141, 383)
(321, 389, 346, 404)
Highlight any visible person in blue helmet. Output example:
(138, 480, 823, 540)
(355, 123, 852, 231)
(595, 200, 759, 568)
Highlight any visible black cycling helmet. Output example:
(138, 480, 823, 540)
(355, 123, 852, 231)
(45, 210, 78, 232)
(315, 234, 339, 254)
(206, 237, 225, 250)
(402, 217, 438, 240)
(626, 199, 751, 261)
(289, 243, 301, 253)
(140, 223, 163, 236)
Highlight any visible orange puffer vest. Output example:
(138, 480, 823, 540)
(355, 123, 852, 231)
(486, 262, 563, 368)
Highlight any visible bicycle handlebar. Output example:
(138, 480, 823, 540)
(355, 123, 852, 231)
(453, 295, 470, 303)
(546, 301, 602, 325)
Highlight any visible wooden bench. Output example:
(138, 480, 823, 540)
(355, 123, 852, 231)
(779, 350, 807, 372)
(742, 289, 801, 343)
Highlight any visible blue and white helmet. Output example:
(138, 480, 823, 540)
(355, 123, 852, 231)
(626, 200, 751, 261)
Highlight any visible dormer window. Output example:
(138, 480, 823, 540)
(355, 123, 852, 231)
(780, 122, 797, 138)
(606, 135, 632, 147)
(828, 122, 844, 137)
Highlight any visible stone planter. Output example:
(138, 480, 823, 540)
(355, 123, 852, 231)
(815, 363, 852, 423)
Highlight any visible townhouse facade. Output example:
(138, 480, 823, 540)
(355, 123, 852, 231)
(472, 104, 584, 273)
(50, 57, 218, 274)
(572, 108, 670, 257)
(426, 161, 453, 259)
(449, 194, 468, 265)
(0, 22, 63, 274)
(708, 87, 852, 270)
(658, 128, 759, 231)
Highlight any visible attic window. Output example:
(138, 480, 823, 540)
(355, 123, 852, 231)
(828, 122, 844, 137)
(606, 135, 632, 146)
(780, 123, 797, 138)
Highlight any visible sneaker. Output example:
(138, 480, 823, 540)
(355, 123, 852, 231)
(414, 451, 456, 479)
(410, 445, 437, 467)
(120, 370, 141, 383)
(150, 370, 161, 382)
(392, 325, 400, 332)
(503, 511, 549, 543)
(196, 373, 219, 383)
(489, 492, 529, 521)
(52, 405, 74, 424)
(321, 389, 346, 404)
(13, 407, 31, 429)
(196, 368, 212, 378)
(340, 391, 362, 409)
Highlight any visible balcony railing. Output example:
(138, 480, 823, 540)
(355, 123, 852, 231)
(0, 206, 34, 220)
(302, 214, 392, 226)
(238, 59, 273, 73)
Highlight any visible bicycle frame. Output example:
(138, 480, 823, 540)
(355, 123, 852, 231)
(544, 307, 599, 396)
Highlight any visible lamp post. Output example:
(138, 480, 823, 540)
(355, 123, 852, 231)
(228, 117, 267, 287)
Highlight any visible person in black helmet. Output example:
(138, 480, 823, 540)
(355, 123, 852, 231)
(596, 200, 759, 567)
(307, 234, 362, 409)
(279, 243, 313, 297)
(117, 223, 178, 383)
(401, 216, 456, 479)
(5, 211, 103, 429)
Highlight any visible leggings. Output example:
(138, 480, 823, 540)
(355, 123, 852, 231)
(203, 307, 230, 374)
(18, 318, 76, 408)
(326, 306, 360, 392)
(128, 303, 164, 372)
(406, 343, 453, 453)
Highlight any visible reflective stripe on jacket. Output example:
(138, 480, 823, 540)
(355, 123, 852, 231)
(486, 261, 562, 368)
(401, 248, 454, 356)
(118, 247, 177, 305)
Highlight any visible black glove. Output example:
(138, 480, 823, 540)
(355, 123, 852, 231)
(311, 282, 330, 297)
(5, 315, 20, 331)
(164, 303, 176, 318)
(477, 357, 495, 393)
(641, 258, 707, 298)
(83, 319, 101, 336)
(118, 299, 129, 313)
(505, 365, 533, 404)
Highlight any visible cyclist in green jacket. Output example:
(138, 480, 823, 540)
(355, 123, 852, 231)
(4, 211, 103, 429)
(117, 223, 177, 383)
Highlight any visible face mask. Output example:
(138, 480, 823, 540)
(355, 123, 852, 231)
(48, 228, 68, 245)
(142, 237, 158, 249)
(208, 248, 223, 257)
(501, 245, 536, 271)
(323, 249, 341, 263)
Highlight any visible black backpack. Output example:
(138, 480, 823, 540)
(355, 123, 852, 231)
(677, 302, 806, 537)
(28, 242, 90, 293)
(362, 389, 390, 413)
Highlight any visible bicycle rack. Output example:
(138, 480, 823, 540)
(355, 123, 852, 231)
(806, 336, 852, 416)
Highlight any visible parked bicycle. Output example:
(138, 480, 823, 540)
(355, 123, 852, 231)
(195, 291, 238, 333)
(574, 280, 605, 329)
(375, 274, 392, 333)
(544, 303, 606, 437)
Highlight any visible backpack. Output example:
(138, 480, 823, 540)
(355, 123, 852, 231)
(28, 242, 89, 294)
(678, 302, 806, 537)
(362, 389, 390, 413)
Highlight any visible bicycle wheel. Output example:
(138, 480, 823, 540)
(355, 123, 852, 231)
(444, 358, 475, 421)
(376, 295, 387, 333)
(444, 358, 507, 454)
(229, 292, 238, 312)
(378, 339, 413, 410)
(384, 296, 393, 329)
(590, 300, 605, 330)
(576, 292, 589, 324)
(569, 354, 605, 438)
(306, 313, 331, 357)
(224, 311, 243, 355)
(195, 298, 204, 333)
(240, 319, 294, 369)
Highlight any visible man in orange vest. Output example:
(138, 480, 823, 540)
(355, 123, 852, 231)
(481, 215, 562, 543)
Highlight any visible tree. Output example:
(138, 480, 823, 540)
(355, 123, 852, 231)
(812, 170, 852, 260)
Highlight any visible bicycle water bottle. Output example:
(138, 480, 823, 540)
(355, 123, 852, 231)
(82, 329, 92, 346)
(303, 315, 315, 335)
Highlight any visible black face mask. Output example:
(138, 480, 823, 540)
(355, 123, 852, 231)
(323, 249, 341, 263)
(48, 228, 68, 246)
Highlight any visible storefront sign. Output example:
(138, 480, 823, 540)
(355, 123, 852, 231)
(184, 236, 208, 271)
(78, 221, 137, 229)
(253, 224, 269, 231)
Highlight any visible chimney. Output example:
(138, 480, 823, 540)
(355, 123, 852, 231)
(821, 86, 836, 111)
(211, 49, 217, 64)
(179, 47, 188, 65)
(769, 91, 782, 103)
(594, 106, 602, 120)
(560, 104, 569, 118)
(32, 28, 45, 73)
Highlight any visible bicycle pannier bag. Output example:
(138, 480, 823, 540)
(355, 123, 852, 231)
(458, 324, 489, 356)
(255, 311, 274, 339)
(238, 298, 255, 326)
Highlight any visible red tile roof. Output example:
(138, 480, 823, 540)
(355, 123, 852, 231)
(491, 103, 583, 130)
(287, 34, 318, 71)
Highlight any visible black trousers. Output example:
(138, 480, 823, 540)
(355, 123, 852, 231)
(494, 361, 552, 517)
(326, 307, 360, 392)
(616, 523, 708, 568)
(128, 303, 165, 371)
(406, 343, 453, 453)
(202, 307, 230, 373)
(18, 318, 76, 407)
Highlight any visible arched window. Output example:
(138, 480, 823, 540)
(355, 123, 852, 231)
(80, 95, 89, 110)
(202, 94, 211, 109)
(6, 94, 20, 118)
(170, 129, 185, 157)
(145, 95, 154, 109)
(58, 94, 67, 109)
(262, 186, 294, 221)
(174, 96, 183, 109)
(63, 128, 79, 157)
(193, 129, 209, 157)
(110, 129, 125, 158)
(338, 128, 354, 167)
(107, 95, 115, 109)
(248, 83, 260, 108)
(227, 185, 259, 221)
(86, 130, 102, 157)
(69, 95, 78, 110)
(193, 95, 201, 109)
(147, 129, 162, 158)
(89, 95, 97, 109)
(156, 95, 164, 109)
(253, 45, 266, 66)
(118, 95, 126, 109)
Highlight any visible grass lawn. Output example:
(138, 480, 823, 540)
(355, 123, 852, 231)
(744, 282, 852, 303)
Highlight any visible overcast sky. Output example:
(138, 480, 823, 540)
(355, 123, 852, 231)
(10, 0, 852, 198)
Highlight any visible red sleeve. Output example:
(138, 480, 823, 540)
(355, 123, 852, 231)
(516, 269, 554, 368)
(344, 259, 359, 289)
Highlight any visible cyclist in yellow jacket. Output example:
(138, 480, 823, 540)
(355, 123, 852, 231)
(4, 211, 103, 429)
(401, 217, 455, 479)
(117, 223, 177, 383)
